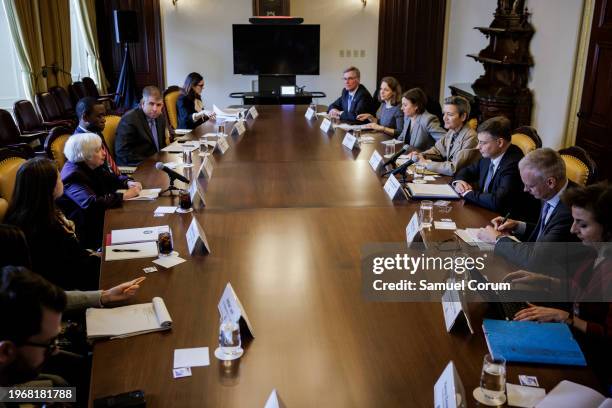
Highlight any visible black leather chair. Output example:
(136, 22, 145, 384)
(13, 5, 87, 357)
(35, 92, 75, 127)
(68, 81, 88, 105)
(0, 109, 46, 148)
(13, 99, 70, 136)
(49, 86, 76, 119)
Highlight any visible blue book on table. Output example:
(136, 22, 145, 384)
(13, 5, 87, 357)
(482, 319, 586, 366)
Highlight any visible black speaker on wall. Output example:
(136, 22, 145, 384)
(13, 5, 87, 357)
(113, 10, 139, 44)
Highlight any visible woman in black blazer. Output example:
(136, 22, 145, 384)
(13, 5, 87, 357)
(5, 157, 100, 290)
(176, 72, 216, 129)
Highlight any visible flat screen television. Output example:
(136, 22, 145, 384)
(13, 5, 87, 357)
(232, 24, 320, 75)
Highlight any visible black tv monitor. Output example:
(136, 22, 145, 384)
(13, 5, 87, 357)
(232, 24, 320, 75)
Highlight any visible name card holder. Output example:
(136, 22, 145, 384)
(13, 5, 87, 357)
(188, 180, 206, 208)
(215, 136, 230, 154)
(441, 286, 474, 334)
(405, 212, 423, 246)
(247, 106, 259, 119)
(232, 120, 246, 136)
(263, 389, 286, 408)
(369, 150, 383, 171)
(186, 215, 210, 255)
(434, 361, 466, 408)
(320, 118, 332, 133)
(197, 156, 213, 180)
(342, 132, 359, 150)
(304, 108, 315, 120)
(218, 282, 255, 340)
(383, 175, 405, 200)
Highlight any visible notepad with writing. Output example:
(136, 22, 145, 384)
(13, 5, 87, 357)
(405, 183, 460, 199)
(86, 297, 172, 339)
(535, 380, 612, 408)
(482, 319, 586, 366)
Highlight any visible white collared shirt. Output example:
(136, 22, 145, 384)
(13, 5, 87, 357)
(512, 179, 570, 236)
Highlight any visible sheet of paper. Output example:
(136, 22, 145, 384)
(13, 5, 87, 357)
(173, 347, 210, 368)
(117, 188, 161, 201)
(535, 380, 607, 408)
(154, 206, 177, 214)
(173, 367, 192, 378)
(434, 221, 457, 230)
(105, 241, 159, 261)
(406, 183, 459, 198)
(507, 383, 546, 408)
(424, 176, 436, 181)
(111, 226, 167, 244)
(153, 255, 187, 269)
(162, 142, 199, 153)
(264, 389, 280, 408)
(381, 139, 403, 145)
(174, 129, 192, 135)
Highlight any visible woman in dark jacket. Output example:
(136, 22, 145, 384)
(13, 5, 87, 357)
(59, 133, 142, 249)
(176, 72, 216, 129)
(5, 157, 100, 290)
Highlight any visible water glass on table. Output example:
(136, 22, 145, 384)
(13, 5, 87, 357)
(413, 162, 426, 183)
(477, 354, 507, 406)
(384, 141, 395, 157)
(419, 200, 433, 229)
(218, 317, 242, 358)
(157, 228, 174, 257)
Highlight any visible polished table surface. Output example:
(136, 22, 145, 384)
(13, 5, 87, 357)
(90, 105, 598, 407)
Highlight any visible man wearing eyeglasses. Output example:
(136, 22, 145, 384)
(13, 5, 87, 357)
(0, 266, 65, 387)
(327, 66, 375, 123)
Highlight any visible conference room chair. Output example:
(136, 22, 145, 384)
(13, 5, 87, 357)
(49, 86, 77, 119)
(69, 81, 88, 105)
(35, 92, 76, 128)
(13, 99, 68, 138)
(511, 126, 542, 156)
(467, 118, 478, 131)
(0, 109, 46, 149)
(44, 126, 72, 170)
(102, 115, 121, 158)
(0, 147, 29, 222)
(163, 85, 181, 131)
(559, 145, 597, 186)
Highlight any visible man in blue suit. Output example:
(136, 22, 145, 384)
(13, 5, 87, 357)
(327, 66, 374, 123)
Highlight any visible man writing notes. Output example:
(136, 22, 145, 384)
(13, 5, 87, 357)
(115, 86, 168, 166)
(327, 66, 375, 124)
(407, 96, 479, 176)
(453, 116, 538, 219)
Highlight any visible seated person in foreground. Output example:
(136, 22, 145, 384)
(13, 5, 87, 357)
(74, 96, 121, 176)
(60, 133, 142, 249)
(357, 76, 403, 138)
(327, 66, 375, 123)
(177, 72, 216, 130)
(395, 87, 446, 151)
(114, 85, 168, 166)
(453, 116, 538, 219)
(408, 95, 479, 176)
(503, 182, 612, 391)
(4, 158, 100, 290)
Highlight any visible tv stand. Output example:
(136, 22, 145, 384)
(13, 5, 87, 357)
(229, 91, 326, 105)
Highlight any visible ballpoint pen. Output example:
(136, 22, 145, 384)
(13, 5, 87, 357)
(112, 249, 140, 252)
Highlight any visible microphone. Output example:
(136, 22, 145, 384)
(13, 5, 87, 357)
(381, 158, 416, 177)
(382, 144, 410, 167)
(155, 162, 190, 184)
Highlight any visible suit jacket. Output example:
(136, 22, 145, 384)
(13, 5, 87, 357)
(398, 111, 447, 151)
(421, 124, 480, 176)
(494, 181, 581, 271)
(114, 108, 167, 166)
(177, 94, 206, 130)
(59, 161, 129, 248)
(454, 144, 539, 218)
(327, 84, 375, 123)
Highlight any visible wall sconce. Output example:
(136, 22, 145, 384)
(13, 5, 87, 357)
(361, 0, 366, 6)
(172, 0, 178, 5)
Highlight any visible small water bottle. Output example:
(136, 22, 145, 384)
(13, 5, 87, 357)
(218, 317, 241, 358)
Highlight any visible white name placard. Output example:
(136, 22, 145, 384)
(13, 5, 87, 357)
(188, 180, 206, 208)
(264, 389, 285, 408)
(186, 216, 210, 255)
(383, 176, 402, 200)
(369, 150, 384, 171)
(434, 361, 466, 408)
(248, 106, 259, 119)
(441, 288, 463, 332)
(320, 118, 332, 133)
(342, 133, 358, 150)
(215, 136, 230, 154)
(304, 108, 315, 120)
(232, 120, 246, 136)
(198, 156, 213, 180)
(218, 282, 255, 338)
(405, 212, 421, 245)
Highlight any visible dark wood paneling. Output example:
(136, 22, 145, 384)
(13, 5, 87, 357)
(96, 0, 165, 96)
(252, 0, 290, 16)
(377, 0, 446, 101)
(576, 0, 612, 180)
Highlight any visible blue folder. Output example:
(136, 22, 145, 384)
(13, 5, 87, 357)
(482, 319, 586, 366)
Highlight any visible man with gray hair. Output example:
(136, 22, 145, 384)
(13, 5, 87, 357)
(327, 66, 375, 123)
(478, 147, 579, 268)
(115, 86, 168, 166)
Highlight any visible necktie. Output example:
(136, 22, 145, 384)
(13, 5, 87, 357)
(148, 119, 160, 151)
(535, 202, 551, 240)
(448, 133, 457, 159)
(102, 143, 120, 176)
(347, 94, 354, 112)
(483, 161, 495, 193)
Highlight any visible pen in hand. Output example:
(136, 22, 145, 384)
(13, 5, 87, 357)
(112, 249, 140, 252)
(495, 211, 511, 230)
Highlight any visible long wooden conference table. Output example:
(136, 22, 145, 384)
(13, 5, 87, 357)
(90, 105, 598, 407)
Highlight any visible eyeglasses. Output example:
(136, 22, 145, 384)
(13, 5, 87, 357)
(343, 76, 357, 81)
(20, 337, 60, 357)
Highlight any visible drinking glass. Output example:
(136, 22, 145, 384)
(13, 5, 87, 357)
(199, 135, 211, 156)
(157, 228, 174, 257)
(480, 354, 506, 405)
(309, 101, 317, 116)
(419, 200, 433, 229)
(182, 148, 193, 167)
(218, 317, 242, 357)
(385, 141, 395, 157)
(413, 162, 426, 183)
(178, 189, 192, 210)
(217, 123, 225, 137)
(353, 128, 362, 143)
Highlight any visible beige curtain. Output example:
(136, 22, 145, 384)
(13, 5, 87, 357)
(73, 0, 109, 93)
(1, 0, 44, 101)
(39, 0, 72, 88)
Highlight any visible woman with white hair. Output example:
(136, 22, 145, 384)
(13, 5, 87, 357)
(59, 133, 142, 248)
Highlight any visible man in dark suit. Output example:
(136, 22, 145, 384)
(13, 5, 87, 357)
(327, 66, 375, 123)
(453, 116, 538, 219)
(478, 148, 580, 271)
(115, 86, 167, 166)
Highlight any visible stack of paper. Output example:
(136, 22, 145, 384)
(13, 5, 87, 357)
(213, 104, 245, 120)
(455, 228, 495, 251)
(335, 123, 367, 131)
(117, 188, 161, 201)
(161, 141, 199, 153)
(111, 225, 168, 244)
(535, 380, 611, 408)
(405, 183, 459, 199)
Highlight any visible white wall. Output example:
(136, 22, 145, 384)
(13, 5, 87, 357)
(161, 0, 379, 108)
(443, 0, 584, 148)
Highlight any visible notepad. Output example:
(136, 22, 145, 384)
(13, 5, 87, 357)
(111, 226, 168, 244)
(117, 188, 161, 200)
(104, 241, 159, 261)
(482, 319, 586, 366)
(405, 183, 460, 199)
(213, 104, 245, 119)
(535, 380, 612, 408)
(117, 166, 137, 174)
(455, 228, 495, 251)
(161, 141, 199, 153)
(86, 297, 172, 339)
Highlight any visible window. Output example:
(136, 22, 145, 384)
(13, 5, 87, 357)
(0, 3, 27, 112)
(70, 0, 90, 81)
